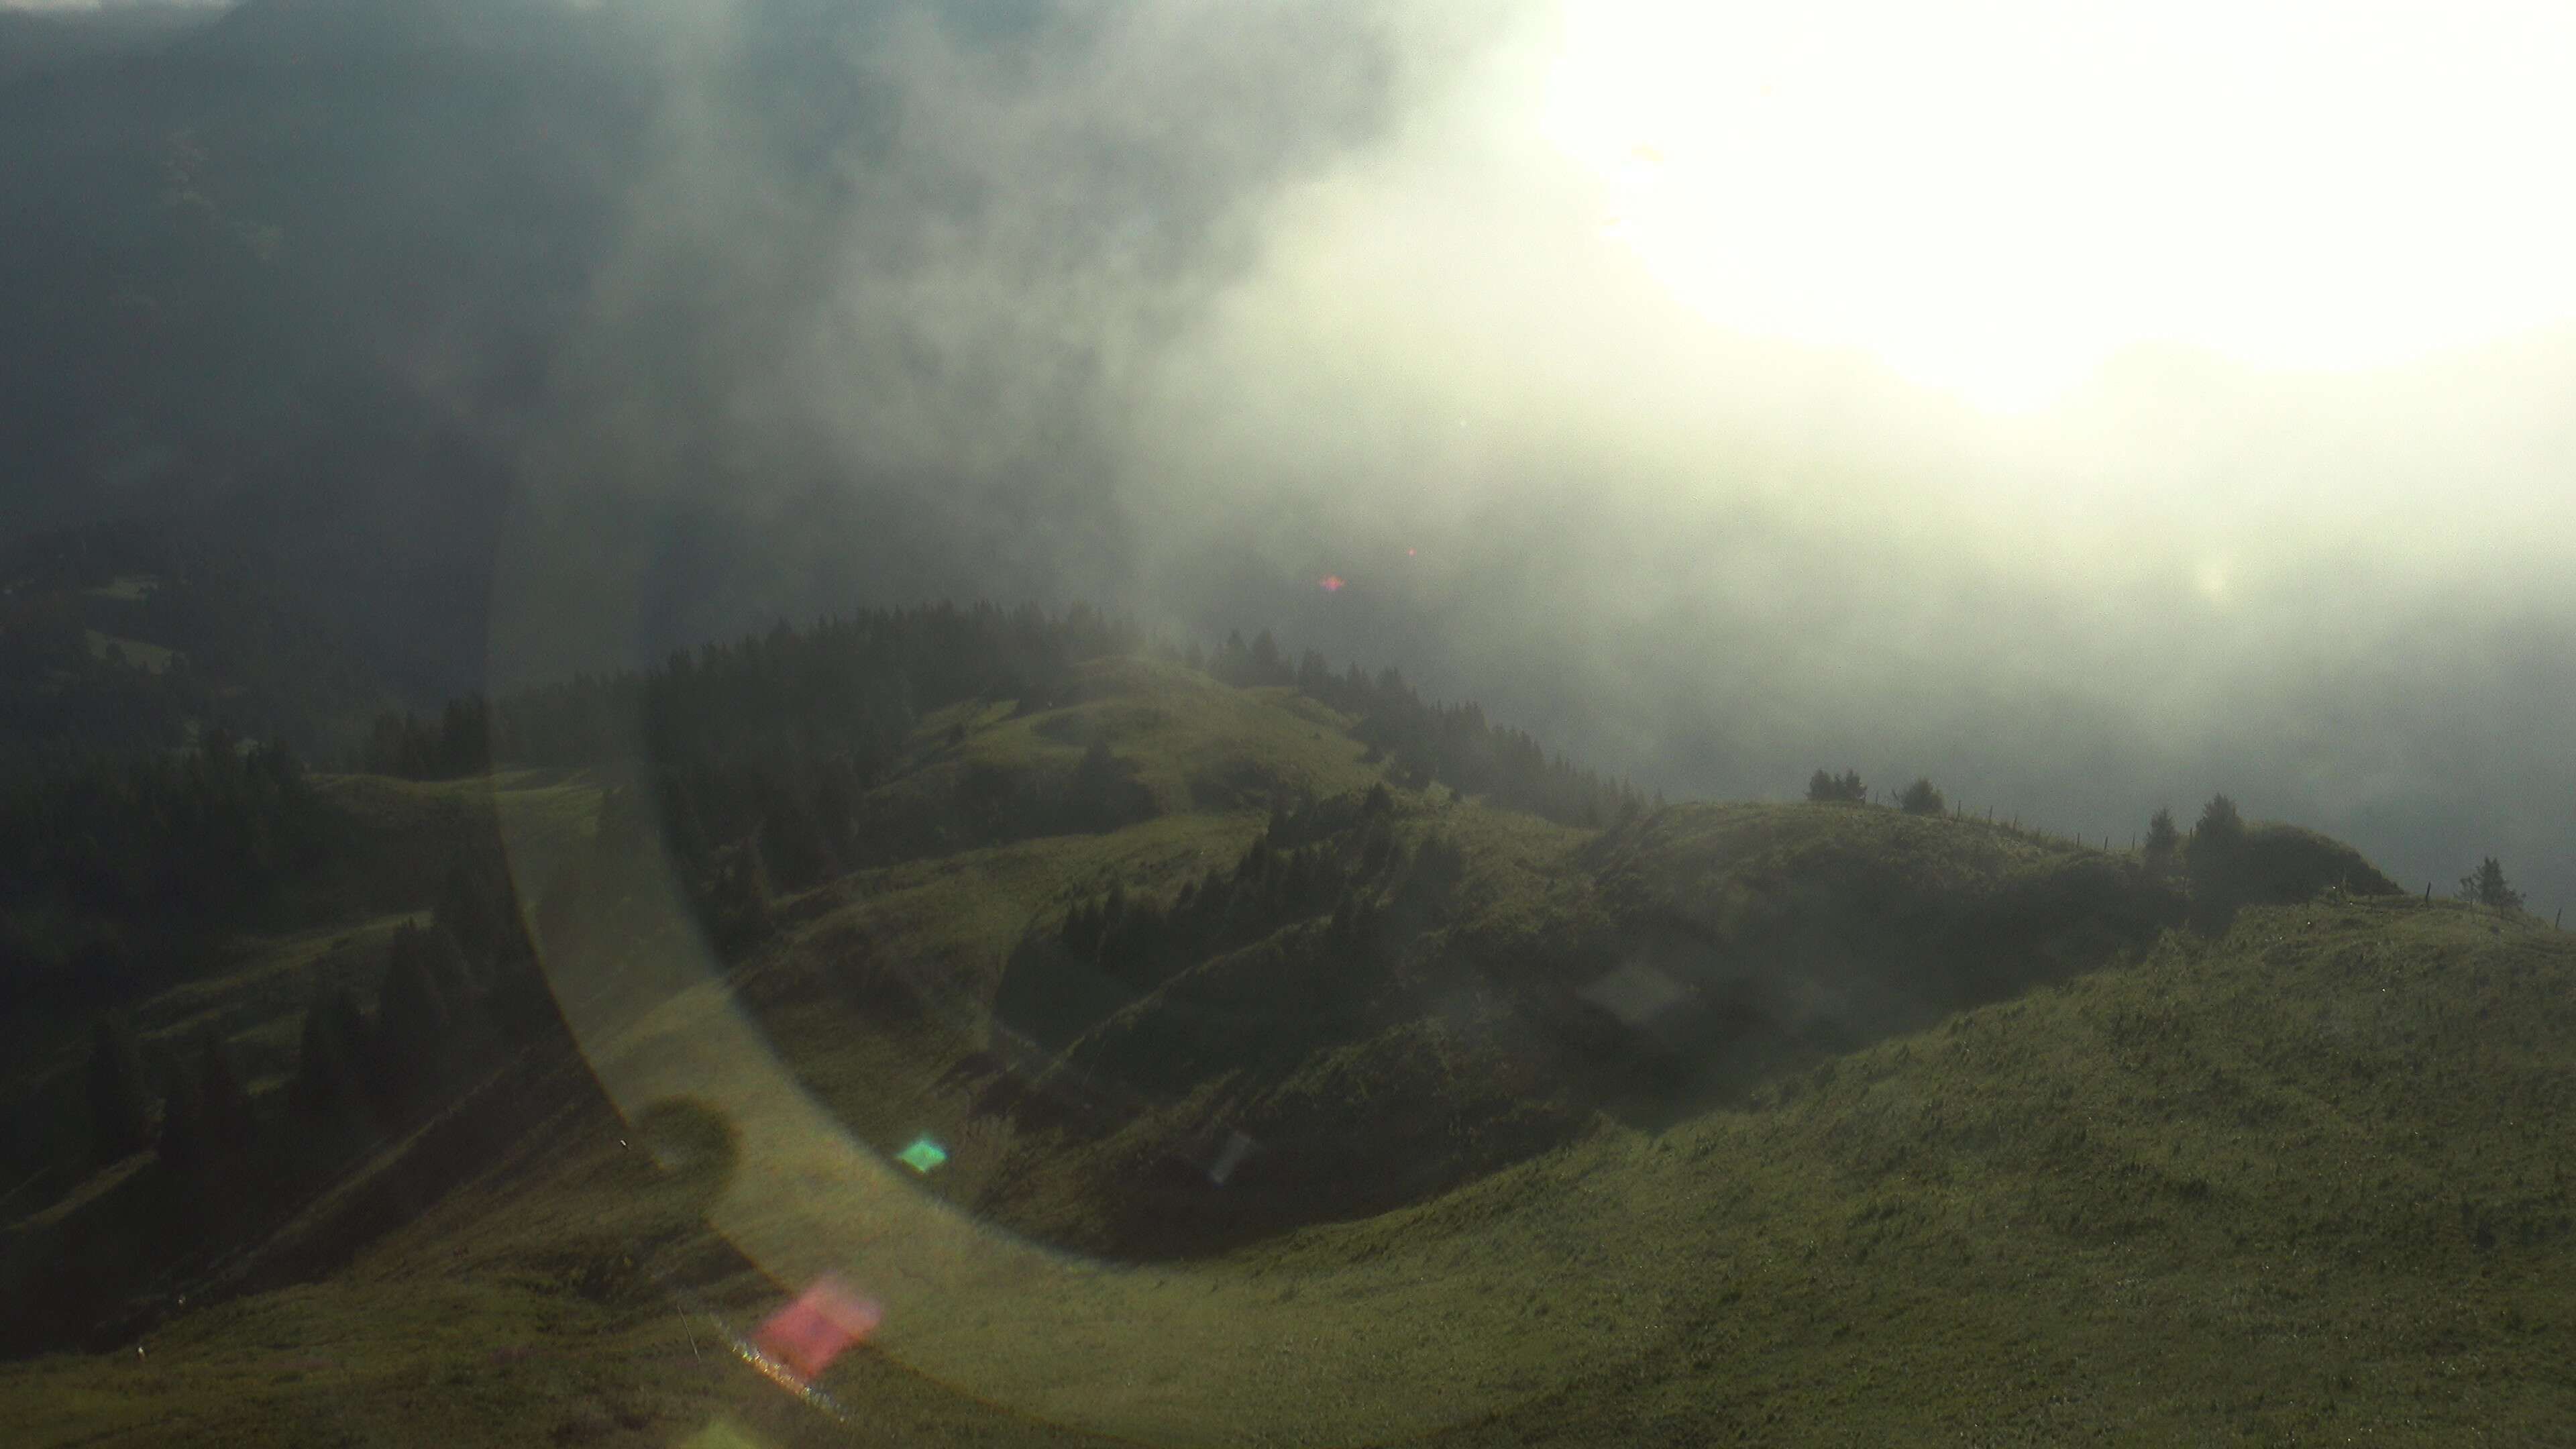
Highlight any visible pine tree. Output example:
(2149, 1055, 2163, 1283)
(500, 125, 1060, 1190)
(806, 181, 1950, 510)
(709, 839, 775, 949)
(2142, 807, 2181, 871)
(376, 925, 454, 1112)
(2456, 857, 2525, 912)
(1250, 629, 1287, 684)
(1061, 897, 1104, 957)
(290, 1004, 341, 1120)
(433, 847, 527, 976)
(290, 989, 370, 1148)
(419, 921, 480, 1008)
(1807, 769, 1867, 803)
(1214, 629, 1252, 684)
(1898, 777, 1946, 816)
(156, 1047, 207, 1179)
(759, 790, 837, 890)
(2186, 793, 2251, 932)
(1295, 649, 1330, 694)
(194, 1030, 255, 1165)
(433, 853, 502, 967)
(86, 1015, 154, 1163)
(2194, 793, 2245, 847)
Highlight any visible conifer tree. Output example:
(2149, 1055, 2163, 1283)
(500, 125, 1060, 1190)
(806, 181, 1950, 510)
(2456, 857, 2525, 912)
(1807, 769, 1866, 803)
(419, 921, 479, 1008)
(2194, 793, 2245, 846)
(376, 925, 454, 1111)
(1250, 629, 1287, 684)
(2186, 793, 2251, 932)
(1214, 630, 1252, 684)
(2142, 807, 2181, 871)
(709, 839, 775, 949)
(759, 790, 837, 890)
(290, 989, 371, 1148)
(1296, 649, 1330, 694)
(86, 1014, 154, 1163)
(194, 1029, 255, 1165)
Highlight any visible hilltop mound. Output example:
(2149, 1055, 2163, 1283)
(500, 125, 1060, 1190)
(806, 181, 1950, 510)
(1576, 803, 2186, 1085)
(839, 655, 1381, 865)
(2240, 820, 2408, 900)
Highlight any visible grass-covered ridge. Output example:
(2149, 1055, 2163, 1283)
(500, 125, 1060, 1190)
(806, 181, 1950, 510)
(3, 631, 2567, 1446)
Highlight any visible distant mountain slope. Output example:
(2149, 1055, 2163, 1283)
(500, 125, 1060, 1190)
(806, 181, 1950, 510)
(0, 519, 396, 756)
(0, 0, 1413, 698)
(0, 0, 650, 691)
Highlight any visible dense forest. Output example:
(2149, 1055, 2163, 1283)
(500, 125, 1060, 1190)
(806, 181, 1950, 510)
(0, 732, 331, 1010)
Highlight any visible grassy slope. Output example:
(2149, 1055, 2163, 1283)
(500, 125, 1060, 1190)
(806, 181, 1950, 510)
(7, 897, 2564, 1446)
(741, 659, 1601, 1250)
(312, 767, 599, 914)
(4, 770, 596, 1112)
(0, 771, 604, 1346)
(4, 667, 2571, 1444)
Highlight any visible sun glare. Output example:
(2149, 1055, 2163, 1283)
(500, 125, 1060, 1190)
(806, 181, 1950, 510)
(1537, 0, 2576, 411)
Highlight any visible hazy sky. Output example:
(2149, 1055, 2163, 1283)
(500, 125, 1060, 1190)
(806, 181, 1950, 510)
(473, 0, 2576, 912)
(0, 0, 227, 12)
(1110, 0, 2576, 899)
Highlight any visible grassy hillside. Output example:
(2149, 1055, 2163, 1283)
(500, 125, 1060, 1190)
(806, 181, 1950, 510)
(0, 769, 602, 1356)
(2, 656, 2567, 1444)
(5, 896, 2564, 1446)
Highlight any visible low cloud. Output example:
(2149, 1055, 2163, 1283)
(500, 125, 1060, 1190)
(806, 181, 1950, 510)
(486, 0, 2576, 916)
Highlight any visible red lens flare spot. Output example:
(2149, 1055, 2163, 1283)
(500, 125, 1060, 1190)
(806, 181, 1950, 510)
(751, 1277, 883, 1383)
(1319, 575, 1346, 593)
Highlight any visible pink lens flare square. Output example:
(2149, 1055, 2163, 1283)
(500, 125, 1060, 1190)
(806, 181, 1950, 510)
(1318, 574, 1346, 592)
(752, 1277, 883, 1382)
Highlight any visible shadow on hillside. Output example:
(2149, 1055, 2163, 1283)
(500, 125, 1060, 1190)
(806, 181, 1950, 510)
(951, 845, 2194, 1262)
(1554, 856, 2188, 1130)
(806, 806, 2424, 1265)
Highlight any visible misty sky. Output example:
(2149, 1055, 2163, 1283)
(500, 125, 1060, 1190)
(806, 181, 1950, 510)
(479, 0, 2576, 910)
(18, 0, 2564, 912)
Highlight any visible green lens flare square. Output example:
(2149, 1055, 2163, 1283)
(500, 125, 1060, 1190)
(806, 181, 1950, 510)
(896, 1137, 948, 1174)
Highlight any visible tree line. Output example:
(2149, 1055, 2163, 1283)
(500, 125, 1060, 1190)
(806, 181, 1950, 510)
(1198, 627, 1649, 828)
(1809, 772, 2534, 931)
(996, 782, 1468, 1064)
(351, 608, 1648, 950)
(32, 841, 569, 1354)
(0, 731, 332, 1010)
(78, 843, 561, 1223)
